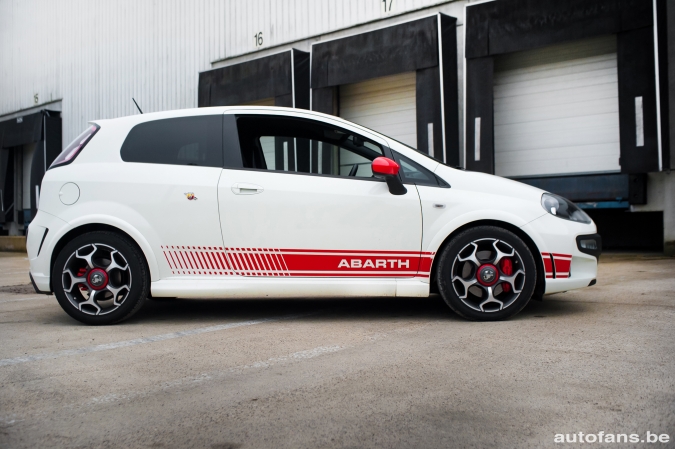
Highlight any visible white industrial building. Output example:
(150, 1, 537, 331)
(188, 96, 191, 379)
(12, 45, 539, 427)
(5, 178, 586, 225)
(1, 0, 674, 253)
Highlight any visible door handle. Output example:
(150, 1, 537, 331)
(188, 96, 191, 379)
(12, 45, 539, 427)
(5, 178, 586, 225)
(231, 182, 264, 195)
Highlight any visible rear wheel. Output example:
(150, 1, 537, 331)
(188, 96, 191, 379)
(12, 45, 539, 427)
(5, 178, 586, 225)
(436, 226, 536, 321)
(52, 231, 149, 325)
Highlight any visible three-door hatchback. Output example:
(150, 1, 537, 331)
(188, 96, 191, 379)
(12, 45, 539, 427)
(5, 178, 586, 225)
(27, 107, 601, 324)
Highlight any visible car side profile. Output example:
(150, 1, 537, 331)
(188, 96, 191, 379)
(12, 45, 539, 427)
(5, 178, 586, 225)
(26, 106, 601, 325)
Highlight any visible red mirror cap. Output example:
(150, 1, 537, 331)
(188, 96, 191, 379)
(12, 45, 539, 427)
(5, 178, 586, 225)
(372, 157, 400, 176)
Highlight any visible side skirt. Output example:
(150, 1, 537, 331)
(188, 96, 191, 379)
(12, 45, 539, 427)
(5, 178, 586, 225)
(151, 277, 430, 299)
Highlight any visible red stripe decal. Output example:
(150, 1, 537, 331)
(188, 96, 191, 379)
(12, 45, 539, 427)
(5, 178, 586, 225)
(237, 249, 251, 274)
(270, 249, 285, 276)
(418, 256, 433, 274)
(250, 249, 263, 274)
(278, 248, 423, 255)
(211, 252, 223, 270)
(174, 251, 184, 270)
(285, 272, 418, 277)
(553, 255, 572, 277)
(161, 246, 437, 278)
(541, 253, 554, 277)
(163, 252, 173, 270)
(209, 253, 223, 270)
(198, 252, 208, 269)
(261, 250, 275, 275)
(262, 250, 275, 273)
(551, 253, 572, 258)
(216, 252, 229, 273)
(230, 249, 243, 272)
(231, 250, 244, 273)
(209, 252, 220, 270)
(169, 251, 180, 270)
(184, 251, 195, 270)
(275, 249, 290, 275)
(227, 250, 239, 274)
(255, 250, 268, 274)
(195, 252, 206, 270)
(243, 249, 256, 274)
(186, 251, 198, 270)
(206, 252, 215, 270)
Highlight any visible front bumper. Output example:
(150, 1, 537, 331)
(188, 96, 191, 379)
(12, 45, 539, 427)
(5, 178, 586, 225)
(576, 233, 602, 259)
(521, 213, 599, 295)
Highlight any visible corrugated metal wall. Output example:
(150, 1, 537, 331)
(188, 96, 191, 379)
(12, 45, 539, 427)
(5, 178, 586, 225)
(0, 0, 465, 146)
(223, 0, 457, 61)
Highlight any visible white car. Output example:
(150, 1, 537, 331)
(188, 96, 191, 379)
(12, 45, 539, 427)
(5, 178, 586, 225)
(26, 107, 601, 325)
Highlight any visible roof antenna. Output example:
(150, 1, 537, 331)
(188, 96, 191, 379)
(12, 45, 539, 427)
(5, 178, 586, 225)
(132, 98, 143, 114)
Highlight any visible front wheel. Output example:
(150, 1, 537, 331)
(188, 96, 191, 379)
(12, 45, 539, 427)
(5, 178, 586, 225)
(436, 226, 537, 321)
(52, 231, 149, 325)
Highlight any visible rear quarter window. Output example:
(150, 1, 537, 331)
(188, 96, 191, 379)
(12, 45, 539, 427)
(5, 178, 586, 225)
(120, 115, 223, 167)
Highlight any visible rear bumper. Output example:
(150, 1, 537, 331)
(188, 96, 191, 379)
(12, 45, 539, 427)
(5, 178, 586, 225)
(27, 210, 70, 294)
(29, 272, 52, 295)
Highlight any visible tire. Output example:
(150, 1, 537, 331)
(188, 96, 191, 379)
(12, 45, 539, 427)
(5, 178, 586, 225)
(436, 226, 537, 321)
(52, 231, 149, 325)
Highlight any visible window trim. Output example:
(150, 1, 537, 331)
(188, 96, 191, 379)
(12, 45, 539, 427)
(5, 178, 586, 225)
(221, 165, 389, 183)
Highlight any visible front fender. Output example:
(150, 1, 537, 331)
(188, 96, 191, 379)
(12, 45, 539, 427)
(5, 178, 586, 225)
(416, 184, 547, 254)
(423, 209, 545, 254)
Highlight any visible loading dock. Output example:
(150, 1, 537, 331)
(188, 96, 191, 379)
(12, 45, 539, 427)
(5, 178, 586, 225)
(0, 110, 61, 235)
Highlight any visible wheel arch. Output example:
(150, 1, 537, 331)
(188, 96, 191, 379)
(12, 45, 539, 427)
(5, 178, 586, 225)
(49, 223, 156, 292)
(429, 219, 545, 301)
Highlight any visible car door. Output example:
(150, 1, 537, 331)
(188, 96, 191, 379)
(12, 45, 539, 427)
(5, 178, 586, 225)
(116, 114, 225, 278)
(216, 111, 423, 278)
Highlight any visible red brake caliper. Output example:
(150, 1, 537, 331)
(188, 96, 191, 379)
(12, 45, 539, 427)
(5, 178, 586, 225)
(77, 267, 88, 291)
(500, 258, 513, 293)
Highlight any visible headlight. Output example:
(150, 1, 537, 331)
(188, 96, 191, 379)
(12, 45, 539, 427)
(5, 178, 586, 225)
(541, 193, 591, 224)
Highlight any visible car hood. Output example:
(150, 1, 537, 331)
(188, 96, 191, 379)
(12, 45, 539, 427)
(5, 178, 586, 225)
(434, 164, 546, 203)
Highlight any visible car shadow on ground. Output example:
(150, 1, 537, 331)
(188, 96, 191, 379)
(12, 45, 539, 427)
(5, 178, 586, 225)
(120, 293, 589, 326)
(5, 283, 588, 327)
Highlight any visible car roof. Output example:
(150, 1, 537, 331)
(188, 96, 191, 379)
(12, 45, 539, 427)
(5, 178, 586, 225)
(90, 106, 443, 172)
(92, 106, 355, 129)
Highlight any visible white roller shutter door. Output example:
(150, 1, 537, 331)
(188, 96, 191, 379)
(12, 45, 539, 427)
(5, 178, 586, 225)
(339, 72, 417, 148)
(493, 35, 621, 178)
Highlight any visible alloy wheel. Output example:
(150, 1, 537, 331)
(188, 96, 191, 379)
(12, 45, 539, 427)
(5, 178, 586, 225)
(450, 238, 526, 313)
(61, 243, 133, 316)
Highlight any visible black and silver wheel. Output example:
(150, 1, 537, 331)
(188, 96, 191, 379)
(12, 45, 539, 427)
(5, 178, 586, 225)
(52, 231, 149, 325)
(436, 226, 537, 321)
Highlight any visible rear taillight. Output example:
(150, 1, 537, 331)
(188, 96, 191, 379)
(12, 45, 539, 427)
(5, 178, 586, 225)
(49, 124, 100, 169)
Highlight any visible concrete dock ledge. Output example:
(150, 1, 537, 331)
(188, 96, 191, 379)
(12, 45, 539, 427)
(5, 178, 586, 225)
(0, 236, 27, 252)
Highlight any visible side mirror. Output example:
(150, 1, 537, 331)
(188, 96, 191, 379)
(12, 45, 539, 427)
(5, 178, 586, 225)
(372, 157, 407, 195)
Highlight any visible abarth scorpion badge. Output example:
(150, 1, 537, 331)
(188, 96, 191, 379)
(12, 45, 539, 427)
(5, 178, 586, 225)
(482, 270, 495, 282)
(185, 192, 198, 201)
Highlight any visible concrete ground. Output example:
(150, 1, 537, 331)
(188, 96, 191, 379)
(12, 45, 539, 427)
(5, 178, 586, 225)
(0, 252, 673, 449)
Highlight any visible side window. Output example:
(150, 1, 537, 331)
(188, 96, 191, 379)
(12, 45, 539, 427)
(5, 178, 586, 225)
(120, 115, 223, 167)
(393, 151, 449, 187)
(236, 115, 384, 179)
